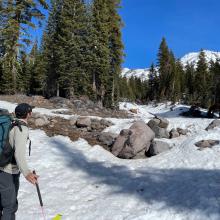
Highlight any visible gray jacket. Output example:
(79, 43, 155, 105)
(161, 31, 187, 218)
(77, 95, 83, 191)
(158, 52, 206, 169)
(0, 122, 31, 177)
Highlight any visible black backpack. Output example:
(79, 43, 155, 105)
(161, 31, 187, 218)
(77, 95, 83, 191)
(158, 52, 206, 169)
(0, 109, 29, 167)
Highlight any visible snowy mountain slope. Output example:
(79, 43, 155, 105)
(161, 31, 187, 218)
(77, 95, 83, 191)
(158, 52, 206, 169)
(121, 68, 150, 81)
(1, 100, 220, 220)
(122, 50, 220, 80)
(181, 50, 220, 66)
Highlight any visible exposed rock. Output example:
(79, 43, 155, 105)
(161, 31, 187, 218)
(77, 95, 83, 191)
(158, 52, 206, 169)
(32, 96, 47, 106)
(112, 121, 155, 159)
(148, 140, 170, 156)
(90, 118, 113, 131)
(69, 116, 78, 126)
(51, 118, 58, 124)
(111, 129, 131, 156)
(100, 119, 113, 127)
(147, 117, 169, 138)
(195, 139, 220, 149)
(148, 118, 160, 128)
(76, 117, 91, 128)
(205, 119, 220, 131)
(49, 97, 74, 108)
(31, 113, 50, 127)
(156, 116, 169, 128)
(132, 148, 147, 159)
(91, 118, 104, 131)
(169, 129, 180, 138)
(35, 117, 50, 127)
(129, 109, 138, 114)
(177, 128, 188, 135)
(98, 132, 118, 147)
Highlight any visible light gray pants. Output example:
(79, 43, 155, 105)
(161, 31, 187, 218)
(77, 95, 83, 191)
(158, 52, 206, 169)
(0, 171, 20, 220)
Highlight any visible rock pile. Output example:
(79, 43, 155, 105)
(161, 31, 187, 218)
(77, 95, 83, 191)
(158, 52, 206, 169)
(169, 128, 189, 138)
(111, 121, 155, 159)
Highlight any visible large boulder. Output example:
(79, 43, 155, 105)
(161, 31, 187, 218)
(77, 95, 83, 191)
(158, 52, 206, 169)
(205, 119, 220, 131)
(112, 121, 155, 159)
(148, 140, 170, 156)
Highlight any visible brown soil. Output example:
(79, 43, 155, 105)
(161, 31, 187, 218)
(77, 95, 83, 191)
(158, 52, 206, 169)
(1, 95, 133, 148)
(28, 116, 104, 147)
(0, 95, 55, 109)
(0, 95, 132, 119)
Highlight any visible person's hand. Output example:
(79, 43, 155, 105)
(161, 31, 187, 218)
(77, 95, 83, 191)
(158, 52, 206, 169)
(25, 172, 39, 185)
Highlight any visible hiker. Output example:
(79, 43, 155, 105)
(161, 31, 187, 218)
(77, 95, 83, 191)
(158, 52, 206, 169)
(0, 103, 38, 220)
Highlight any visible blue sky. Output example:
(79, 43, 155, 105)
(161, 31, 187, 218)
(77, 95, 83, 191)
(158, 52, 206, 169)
(32, 0, 220, 69)
(120, 0, 220, 68)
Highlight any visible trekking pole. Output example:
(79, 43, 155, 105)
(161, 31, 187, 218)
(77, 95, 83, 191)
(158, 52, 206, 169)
(33, 170, 46, 220)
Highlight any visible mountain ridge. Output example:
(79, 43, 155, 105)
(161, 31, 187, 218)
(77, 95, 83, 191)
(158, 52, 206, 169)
(122, 50, 220, 81)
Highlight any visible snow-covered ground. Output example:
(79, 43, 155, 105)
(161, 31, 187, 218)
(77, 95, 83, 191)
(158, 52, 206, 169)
(1, 100, 220, 220)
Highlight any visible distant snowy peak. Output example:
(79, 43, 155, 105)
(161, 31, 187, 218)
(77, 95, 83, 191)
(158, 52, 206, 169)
(121, 68, 150, 81)
(122, 50, 220, 80)
(180, 50, 220, 66)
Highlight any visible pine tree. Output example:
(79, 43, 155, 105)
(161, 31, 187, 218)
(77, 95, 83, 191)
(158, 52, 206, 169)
(57, 0, 89, 98)
(90, 0, 111, 107)
(43, 0, 63, 97)
(127, 76, 136, 101)
(27, 41, 47, 95)
(157, 37, 172, 100)
(184, 62, 195, 104)
(17, 50, 30, 93)
(209, 59, 220, 104)
(106, 0, 124, 108)
(0, 0, 48, 94)
(118, 77, 129, 100)
(194, 50, 210, 107)
(148, 63, 158, 101)
(172, 59, 184, 103)
(168, 50, 176, 101)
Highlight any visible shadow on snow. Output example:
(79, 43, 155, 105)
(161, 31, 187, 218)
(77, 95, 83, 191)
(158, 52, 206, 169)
(51, 138, 220, 217)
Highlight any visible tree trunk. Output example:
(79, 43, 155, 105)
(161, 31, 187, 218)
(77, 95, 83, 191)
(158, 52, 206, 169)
(111, 78, 115, 107)
(56, 82, 60, 97)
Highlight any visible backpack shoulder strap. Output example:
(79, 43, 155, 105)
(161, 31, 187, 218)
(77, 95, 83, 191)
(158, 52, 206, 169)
(11, 119, 31, 156)
(11, 119, 28, 132)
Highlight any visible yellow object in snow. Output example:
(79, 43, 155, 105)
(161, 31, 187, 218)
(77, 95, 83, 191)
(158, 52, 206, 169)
(52, 214, 62, 220)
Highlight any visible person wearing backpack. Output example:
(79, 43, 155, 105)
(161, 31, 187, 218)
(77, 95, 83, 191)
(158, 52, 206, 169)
(0, 103, 38, 220)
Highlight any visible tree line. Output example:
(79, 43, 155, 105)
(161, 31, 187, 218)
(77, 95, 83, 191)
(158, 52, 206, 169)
(121, 38, 220, 108)
(1, 1, 219, 109)
(0, 0, 124, 108)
